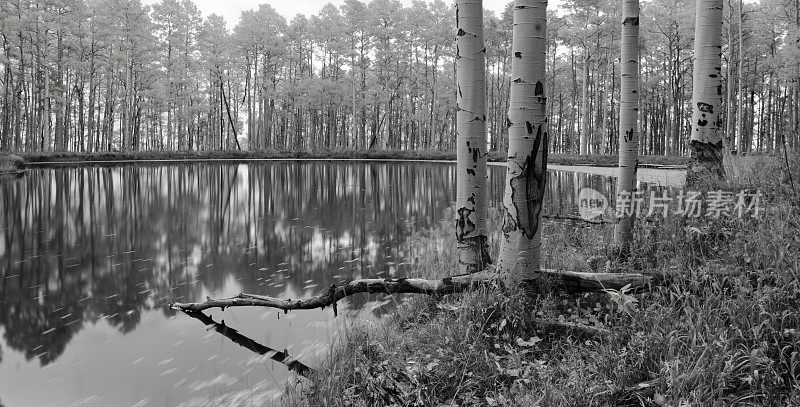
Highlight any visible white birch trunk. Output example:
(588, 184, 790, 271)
(688, 0, 726, 184)
(613, 0, 640, 250)
(580, 54, 589, 155)
(497, 0, 549, 283)
(455, 0, 491, 274)
(735, 0, 744, 153)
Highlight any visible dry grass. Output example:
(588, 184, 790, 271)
(285, 154, 800, 406)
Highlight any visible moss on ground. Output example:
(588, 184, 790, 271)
(285, 154, 800, 406)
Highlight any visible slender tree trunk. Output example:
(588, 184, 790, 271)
(580, 52, 589, 155)
(497, 0, 549, 283)
(725, 0, 735, 153)
(736, 0, 744, 153)
(687, 0, 726, 185)
(455, 0, 491, 273)
(614, 0, 640, 251)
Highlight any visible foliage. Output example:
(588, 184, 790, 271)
(1, 0, 798, 155)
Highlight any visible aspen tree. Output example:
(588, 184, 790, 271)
(497, 0, 548, 283)
(613, 0, 640, 250)
(455, 0, 491, 274)
(688, 0, 726, 184)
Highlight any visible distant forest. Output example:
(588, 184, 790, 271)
(0, 0, 798, 155)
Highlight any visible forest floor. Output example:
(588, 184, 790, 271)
(286, 154, 800, 406)
(18, 149, 689, 168)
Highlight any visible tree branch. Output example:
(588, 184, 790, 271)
(170, 270, 655, 314)
(182, 309, 311, 377)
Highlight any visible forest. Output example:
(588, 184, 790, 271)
(0, 0, 799, 405)
(0, 0, 798, 156)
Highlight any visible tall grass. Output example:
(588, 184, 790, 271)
(285, 155, 800, 406)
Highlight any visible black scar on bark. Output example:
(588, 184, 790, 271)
(526, 121, 533, 134)
(509, 125, 548, 240)
(455, 6, 459, 26)
(697, 102, 714, 114)
(506, 117, 513, 128)
(623, 16, 640, 26)
(624, 128, 636, 143)
(472, 146, 480, 162)
(467, 168, 476, 176)
(698, 119, 708, 127)
(468, 194, 476, 205)
(456, 45, 460, 59)
(535, 81, 544, 96)
(502, 208, 517, 237)
(456, 207, 476, 241)
(515, 51, 522, 58)
(457, 28, 467, 36)
(458, 85, 462, 99)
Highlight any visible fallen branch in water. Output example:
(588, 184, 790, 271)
(170, 269, 656, 314)
(182, 309, 311, 377)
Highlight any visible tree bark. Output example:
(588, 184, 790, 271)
(497, 0, 549, 284)
(614, 0, 640, 251)
(687, 0, 726, 185)
(455, 0, 491, 274)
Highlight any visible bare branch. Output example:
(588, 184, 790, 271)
(182, 310, 311, 377)
(170, 269, 655, 314)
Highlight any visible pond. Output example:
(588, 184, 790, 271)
(0, 161, 684, 406)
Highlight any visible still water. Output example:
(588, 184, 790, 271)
(0, 161, 681, 406)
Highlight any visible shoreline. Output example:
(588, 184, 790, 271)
(18, 150, 690, 169)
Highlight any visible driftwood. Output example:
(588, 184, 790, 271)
(171, 269, 655, 314)
(542, 214, 612, 225)
(182, 309, 311, 377)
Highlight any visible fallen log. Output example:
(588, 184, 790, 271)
(170, 269, 655, 314)
(542, 214, 612, 225)
(182, 309, 311, 377)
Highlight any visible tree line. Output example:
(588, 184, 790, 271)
(0, 0, 798, 155)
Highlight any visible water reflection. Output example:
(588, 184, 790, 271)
(0, 161, 674, 406)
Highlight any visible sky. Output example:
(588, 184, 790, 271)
(141, 0, 563, 30)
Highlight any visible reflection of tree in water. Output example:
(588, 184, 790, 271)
(0, 162, 460, 365)
(0, 162, 629, 367)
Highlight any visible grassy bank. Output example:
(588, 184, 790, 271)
(0, 153, 24, 172)
(18, 149, 690, 168)
(286, 155, 800, 406)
